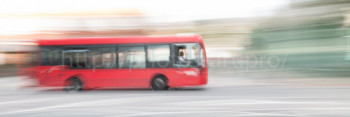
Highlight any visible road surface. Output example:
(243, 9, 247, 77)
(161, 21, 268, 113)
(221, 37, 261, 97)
(1, 70, 350, 117)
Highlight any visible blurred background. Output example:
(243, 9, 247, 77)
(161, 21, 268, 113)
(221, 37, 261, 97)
(0, 0, 288, 76)
(2, 0, 350, 116)
(3, 0, 350, 77)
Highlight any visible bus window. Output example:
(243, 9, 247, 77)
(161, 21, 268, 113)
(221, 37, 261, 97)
(174, 43, 200, 68)
(41, 47, 62, 66)
(63, 49, 90, 69)
(90, 47, 116, 69)
(147, 45, 171, 68)
(118, 46, 146, 68)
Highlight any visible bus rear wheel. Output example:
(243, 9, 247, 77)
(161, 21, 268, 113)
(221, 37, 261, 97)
(64, 78, 83, 92)
(151, 76, 168, 90)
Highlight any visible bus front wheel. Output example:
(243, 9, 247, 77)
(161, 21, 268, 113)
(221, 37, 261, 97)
(151, 76, 168, 90)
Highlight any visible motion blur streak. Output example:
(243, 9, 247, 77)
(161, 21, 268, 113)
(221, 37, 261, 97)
(1, 0, 350, 116)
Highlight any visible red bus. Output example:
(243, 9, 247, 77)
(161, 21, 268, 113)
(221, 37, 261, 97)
(30, 35, 207, 91)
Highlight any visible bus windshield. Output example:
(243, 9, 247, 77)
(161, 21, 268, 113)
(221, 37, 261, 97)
(174, 43, 202, 68)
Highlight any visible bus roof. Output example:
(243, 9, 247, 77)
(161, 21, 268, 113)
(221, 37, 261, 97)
(37, 35, 202, 46)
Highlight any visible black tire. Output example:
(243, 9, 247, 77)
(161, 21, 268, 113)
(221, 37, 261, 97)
(64, 78, 83, 92)
(151, 76, 168, 90)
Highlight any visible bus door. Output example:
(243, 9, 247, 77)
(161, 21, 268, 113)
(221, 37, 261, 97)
(117, 46, 148, 88)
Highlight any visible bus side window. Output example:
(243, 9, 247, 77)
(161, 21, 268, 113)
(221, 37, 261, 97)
(118, 46, 146, 68)
(90, 47, 116, 69)
(63, 49, 90, 69)
(41, 47, 62, 66)
(147, 45, 171, 68)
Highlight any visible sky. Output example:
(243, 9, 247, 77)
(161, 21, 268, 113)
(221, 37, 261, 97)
(0, 0, 289, 35)
(0, 0, 289, 21)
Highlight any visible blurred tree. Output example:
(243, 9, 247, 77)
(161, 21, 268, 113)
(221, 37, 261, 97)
(249, 0, 350, 76)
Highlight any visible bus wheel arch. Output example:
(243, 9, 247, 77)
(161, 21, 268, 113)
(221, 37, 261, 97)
(151, 74, 169, 90)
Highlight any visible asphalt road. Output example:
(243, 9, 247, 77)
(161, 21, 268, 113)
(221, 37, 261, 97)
(1, 70, 350, 117)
